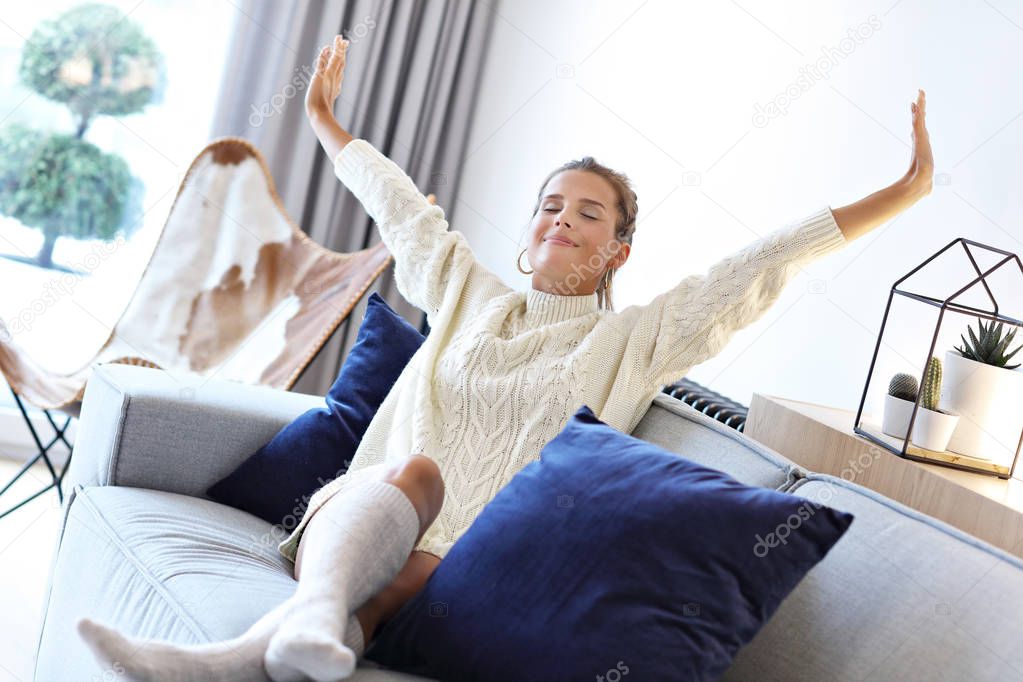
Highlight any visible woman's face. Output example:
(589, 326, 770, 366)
(524, 169, 630, 296)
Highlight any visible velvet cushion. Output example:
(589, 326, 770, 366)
(365, 404, 854, 681)
(206, 292, 425, 525)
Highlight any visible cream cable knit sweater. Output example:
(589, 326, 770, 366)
(278, 139, 849, 562)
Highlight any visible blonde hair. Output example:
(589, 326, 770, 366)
(532, 158, 638, 311)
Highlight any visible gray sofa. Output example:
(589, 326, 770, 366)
(34, 364, 1023, 681)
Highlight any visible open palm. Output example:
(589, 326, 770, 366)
(306, 34, 348, 119)
(908, 89, 933, 195)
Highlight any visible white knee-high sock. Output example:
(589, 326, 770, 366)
(77, 596, 293, 681)
(264, 613, 366, 682)
(78, 608, 366, 682)
(344, 612, 365, 659)
(264, 478, 419, 682)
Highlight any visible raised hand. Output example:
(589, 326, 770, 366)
(829, 89, 936, 241)
(306, 34, 348, 121)
(906, 88, 933, 196)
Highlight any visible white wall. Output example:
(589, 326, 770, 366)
(445, 0, 1023, 419)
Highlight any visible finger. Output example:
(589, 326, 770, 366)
(327, 35, 343, 66)
(335, 43, 350, 83)
(333, 34, 349, 57)
(911, 98, 926, 128)
(330, 43, 350, 81)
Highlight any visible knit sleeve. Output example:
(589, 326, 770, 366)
(633, 207, 848, 386)
(333, 139, 490, 322)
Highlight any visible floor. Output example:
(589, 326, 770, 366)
(0, 457, 66, 682)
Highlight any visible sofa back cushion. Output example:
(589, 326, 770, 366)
(723, 474, 1023, 681)
(631, 393, 798, 490)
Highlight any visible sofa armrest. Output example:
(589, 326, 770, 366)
(66, 364, 323, 498)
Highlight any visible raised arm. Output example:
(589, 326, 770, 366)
(831, 89, 933, 240)
(634, 207, 848, 386)
(304, 35, 505, 322)
(636, 89, 934, 387)
(305, 36, 355, 160)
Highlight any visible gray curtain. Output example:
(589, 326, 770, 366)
(210, 0, 496, 395)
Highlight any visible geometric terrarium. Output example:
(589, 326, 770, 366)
(853, 237, 1023, 479)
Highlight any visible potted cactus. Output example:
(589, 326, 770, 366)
(940, 318, 1023, 462)
(882, 372, 919, 439)
(909, 356, 960, 452)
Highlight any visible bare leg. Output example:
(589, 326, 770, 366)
(265, 455, 444, 681)
(354, 550, 443, 645)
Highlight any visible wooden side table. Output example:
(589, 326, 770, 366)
(745, 393, 1023, 560)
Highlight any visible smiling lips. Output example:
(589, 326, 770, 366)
(545, 236, 576, 247)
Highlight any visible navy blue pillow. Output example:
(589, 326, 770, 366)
(365, 404, 854, 681)
(206, 292, 425, 526)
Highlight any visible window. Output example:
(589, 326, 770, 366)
(0, 1, 237, 411)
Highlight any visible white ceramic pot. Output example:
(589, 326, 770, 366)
(910, 406, 960, 452)
(882, 394, 917, 439)
(940, 350, 1023, 464)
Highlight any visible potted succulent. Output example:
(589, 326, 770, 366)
(909, 356, 960, 452)
(940, 318, 1023, 462)
(882, 372, 919, 439)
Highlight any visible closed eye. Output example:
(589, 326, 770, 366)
(544, 207, 598, 220)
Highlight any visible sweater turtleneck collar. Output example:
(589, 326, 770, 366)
(524, 288, 600, 325)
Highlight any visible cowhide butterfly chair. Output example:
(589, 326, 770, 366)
(0, 137, 409, 518)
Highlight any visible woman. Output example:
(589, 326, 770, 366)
(79, 34, 934, 682)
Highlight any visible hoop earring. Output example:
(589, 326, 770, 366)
(517, 248, 534, 275)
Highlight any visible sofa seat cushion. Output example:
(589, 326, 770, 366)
(35, 485, 435, 681)
(723, 474, 1023, 682)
